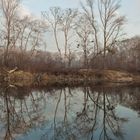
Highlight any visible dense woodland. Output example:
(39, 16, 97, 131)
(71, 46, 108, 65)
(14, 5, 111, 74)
(0, 0, 140, 73)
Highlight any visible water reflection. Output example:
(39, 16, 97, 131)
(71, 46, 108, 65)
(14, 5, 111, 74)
(0, 85, 140, 140)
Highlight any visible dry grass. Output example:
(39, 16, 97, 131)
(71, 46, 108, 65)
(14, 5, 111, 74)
(102, 70, 133, 82)
(78, 69, 133, 82)
(8, 71, 34, 86)
(0, 69, 139, 86)
(9, 71, 33, 80)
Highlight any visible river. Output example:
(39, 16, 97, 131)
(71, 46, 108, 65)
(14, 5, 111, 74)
(0, 85, 140, 140)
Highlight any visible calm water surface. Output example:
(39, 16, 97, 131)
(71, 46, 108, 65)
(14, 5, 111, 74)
(0, 86, 140, 140)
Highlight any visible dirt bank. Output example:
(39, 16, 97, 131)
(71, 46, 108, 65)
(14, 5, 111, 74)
(0, 69, 139, 87)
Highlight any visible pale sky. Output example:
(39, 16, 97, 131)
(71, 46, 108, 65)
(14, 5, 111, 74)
(20, 0, 140, 52)
(21, 0, 140, 37)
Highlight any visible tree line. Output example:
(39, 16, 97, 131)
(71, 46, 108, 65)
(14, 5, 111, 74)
(0, 0, 139, 73)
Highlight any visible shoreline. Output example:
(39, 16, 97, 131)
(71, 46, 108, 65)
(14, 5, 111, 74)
(0, 69, 140, 87)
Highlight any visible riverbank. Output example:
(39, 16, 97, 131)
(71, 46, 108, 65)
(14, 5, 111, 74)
(0, 69, 139, 87)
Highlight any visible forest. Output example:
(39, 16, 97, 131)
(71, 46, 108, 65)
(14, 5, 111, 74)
(0, 0, 140, 80)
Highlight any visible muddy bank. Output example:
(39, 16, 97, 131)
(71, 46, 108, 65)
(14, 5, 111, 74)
(0, 69, 139, 87)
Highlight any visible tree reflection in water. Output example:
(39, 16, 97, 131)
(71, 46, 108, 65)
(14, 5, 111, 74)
(0, 86, 47, 140)
(0, 85, 139, 140)
(47, 87, 127, 140)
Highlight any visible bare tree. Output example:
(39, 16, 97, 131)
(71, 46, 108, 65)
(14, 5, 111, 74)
(82, 0, 125, 68)
(59, 8, 77, 64)
(41, 7, 62, 58)
(67, 45, 76, 68)
(0, 0, 20, 66)
(76, 14, 94, 68)
(1, 13, 48, 69)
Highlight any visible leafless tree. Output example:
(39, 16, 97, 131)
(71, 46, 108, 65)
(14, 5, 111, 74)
(0, 0, 20, 66)
(82, 0, 125, 68)
(67, 45, 76, 68)
(0, 8, 48, 68)
(59, 8, 77, 64)
(41, 7, 62, 58)
(42, 8, 77, 66)
(76, 13, 94, 68)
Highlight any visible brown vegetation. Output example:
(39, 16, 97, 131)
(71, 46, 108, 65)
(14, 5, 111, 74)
(0, 69, 138, 87)
(0, 0, 140, 87)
